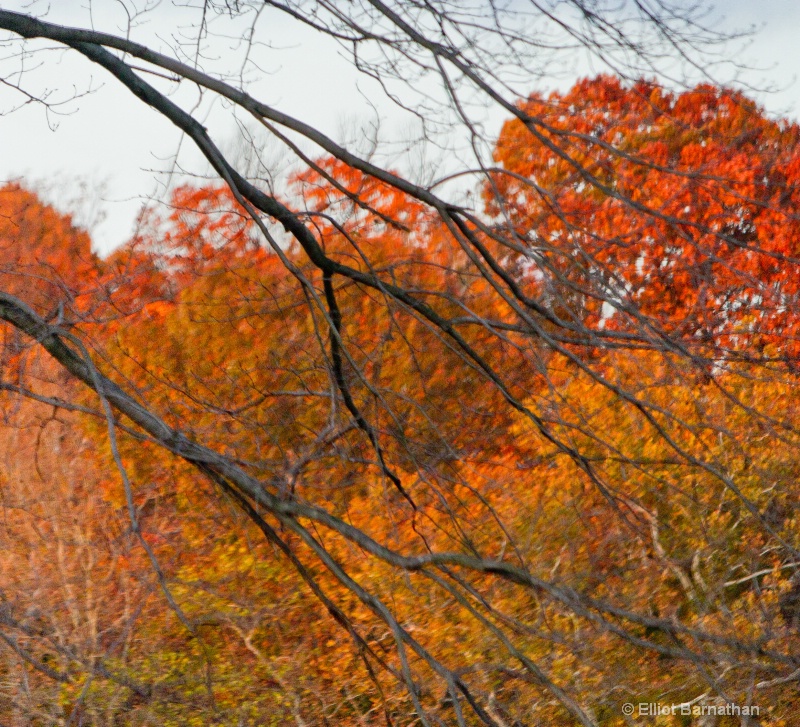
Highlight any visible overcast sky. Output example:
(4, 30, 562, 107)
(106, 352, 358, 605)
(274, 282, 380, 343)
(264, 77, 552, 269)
(2, 0, 800, 254)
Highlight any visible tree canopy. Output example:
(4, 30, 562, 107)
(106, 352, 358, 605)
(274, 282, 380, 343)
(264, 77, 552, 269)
(0, 3, 798, 726)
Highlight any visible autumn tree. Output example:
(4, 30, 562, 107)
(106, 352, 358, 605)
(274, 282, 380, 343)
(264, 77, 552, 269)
(0, 3, 799, 726)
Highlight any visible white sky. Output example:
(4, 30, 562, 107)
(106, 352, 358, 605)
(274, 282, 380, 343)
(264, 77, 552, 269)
(2, 0, 800, 254)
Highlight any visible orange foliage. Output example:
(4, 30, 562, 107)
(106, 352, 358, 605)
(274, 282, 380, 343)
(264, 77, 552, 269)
(0, 184, 100, 315)
(491, 76, 800, 361)
(3, 79, 800, 724)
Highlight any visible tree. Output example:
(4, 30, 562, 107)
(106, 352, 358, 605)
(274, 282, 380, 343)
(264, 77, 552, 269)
(0, 3, 799, 725)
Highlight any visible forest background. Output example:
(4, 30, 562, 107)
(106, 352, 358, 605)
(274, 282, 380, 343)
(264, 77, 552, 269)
(1, 2, 800, 726)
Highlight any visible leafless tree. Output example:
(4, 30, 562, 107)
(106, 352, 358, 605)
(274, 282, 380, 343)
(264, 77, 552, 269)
(0, 2, 797, 725)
